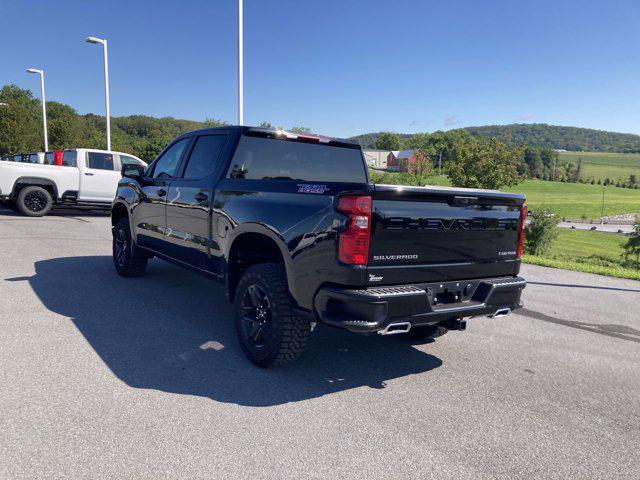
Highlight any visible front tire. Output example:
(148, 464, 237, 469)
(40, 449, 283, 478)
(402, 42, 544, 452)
(113, 218, 148, 277)
(17, 186, 53, 217)
(235, 263, 311, 368)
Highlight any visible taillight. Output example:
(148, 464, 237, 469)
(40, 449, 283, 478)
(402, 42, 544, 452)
(337, 195, 372, 265)
(517, 205, 527, 258)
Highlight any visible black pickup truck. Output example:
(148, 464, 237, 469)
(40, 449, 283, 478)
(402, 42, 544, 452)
(111, 126, 526, 367)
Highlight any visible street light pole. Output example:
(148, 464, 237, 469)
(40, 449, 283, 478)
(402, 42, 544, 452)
(85, 36, 111, 150)
(238, 0, 243, 126)
(26, 68, 48, 151)
(601, 184, 606, 222)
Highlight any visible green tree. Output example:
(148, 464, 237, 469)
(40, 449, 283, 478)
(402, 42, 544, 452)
(375, 132, 401, 151)
(523, 147, 543, 178)
(445, 137, 525, 189)
(47, 101, 82, 150)
(0, 84, 41, 155)
(525, 209, 560, 256)
(623, 217, 640, 266)
(290, 126, 311, 134)
(259, 121, 274, 128)
(408, 150, 431, 182)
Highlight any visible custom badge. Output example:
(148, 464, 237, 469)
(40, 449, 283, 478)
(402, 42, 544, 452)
(297, 184, 328, 194)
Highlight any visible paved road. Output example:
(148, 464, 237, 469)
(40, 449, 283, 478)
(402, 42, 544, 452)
(1, 207, 638, 479)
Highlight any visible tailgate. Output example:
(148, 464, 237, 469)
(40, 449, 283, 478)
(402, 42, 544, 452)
(367, 184, 525, 285)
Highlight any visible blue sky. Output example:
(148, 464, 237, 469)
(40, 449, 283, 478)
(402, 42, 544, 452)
(2, 0, 640, 137)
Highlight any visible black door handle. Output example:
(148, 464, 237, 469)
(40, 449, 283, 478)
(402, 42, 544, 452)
(157, 189, 167, 197)
(195, 192, 208, 202)
(84, 172, 94, 176)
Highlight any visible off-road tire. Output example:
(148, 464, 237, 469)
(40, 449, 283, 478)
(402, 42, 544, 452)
(16, 186, 53, 217)
(235, 263, 311, 368)
(408, 324, 448, 341)
(113, 218, 148, 277)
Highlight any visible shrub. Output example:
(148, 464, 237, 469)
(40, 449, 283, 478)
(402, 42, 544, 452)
(623, 218, 640, 266)
(524, 209, 560, 256)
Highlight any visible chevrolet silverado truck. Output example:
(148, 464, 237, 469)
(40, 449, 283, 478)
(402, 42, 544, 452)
(111, 126, 526, 367)
(0, 148, 145, 216)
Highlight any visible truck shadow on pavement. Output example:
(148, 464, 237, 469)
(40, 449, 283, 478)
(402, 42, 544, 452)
(15, 256, 443, 406)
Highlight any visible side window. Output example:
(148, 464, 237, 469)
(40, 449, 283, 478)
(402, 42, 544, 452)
(151, 138, 190, 179)
(62, 150, 77, 167)
(181, 135, 227, 179)
(86, 152, 115, 170)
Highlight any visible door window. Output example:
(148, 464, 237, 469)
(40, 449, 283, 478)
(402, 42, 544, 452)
(181, 135, 227, 179)
(86, 152, 115, 170)
(151, 138, 190, 179)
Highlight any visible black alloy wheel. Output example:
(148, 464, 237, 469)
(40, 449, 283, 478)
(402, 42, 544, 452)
(16, 186, 53, 217)
(23, 190, 48, 213)
(112, 217, 148, 277)
(114, 228, 128, 269)
(240, 284, 273, 349)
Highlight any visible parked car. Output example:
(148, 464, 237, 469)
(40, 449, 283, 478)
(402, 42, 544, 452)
(0, 148, 146, 216)
(111, 126, 527, 367)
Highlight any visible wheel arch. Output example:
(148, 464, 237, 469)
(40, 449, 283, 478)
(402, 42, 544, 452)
(12, 177, 59, 199)
(226, 224, 297, 304)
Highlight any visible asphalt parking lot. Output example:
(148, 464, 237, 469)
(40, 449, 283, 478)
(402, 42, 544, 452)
(1, 206, 639, 479)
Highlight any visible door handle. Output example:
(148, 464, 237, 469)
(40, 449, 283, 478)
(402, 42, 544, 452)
(84, 172, 94, 176)
(157, 189, 167, 197)
(195, 192, 208, 202)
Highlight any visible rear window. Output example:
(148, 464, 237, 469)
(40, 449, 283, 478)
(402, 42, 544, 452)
(62, 151, 77, 167)
(228, 136, 367, 183)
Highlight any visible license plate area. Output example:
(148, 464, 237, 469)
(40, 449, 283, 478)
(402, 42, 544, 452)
(426, 280, 480, 306)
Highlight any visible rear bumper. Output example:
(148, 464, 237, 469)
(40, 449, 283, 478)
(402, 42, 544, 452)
(314, 276, 525, 333)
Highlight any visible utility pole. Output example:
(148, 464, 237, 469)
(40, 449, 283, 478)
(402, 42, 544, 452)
(238, 0, 244, 126)
(600, 185, 606, 222)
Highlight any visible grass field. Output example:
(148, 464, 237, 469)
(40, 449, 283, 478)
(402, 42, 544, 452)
(522, 229, 640, 281)
(559, 151, 640, 183)
(371, 171, 640, 219)
(502, 180, 640, 219)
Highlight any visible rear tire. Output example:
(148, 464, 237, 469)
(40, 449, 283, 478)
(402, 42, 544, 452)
(16, 186, 53, 217)
(235, 263, 311, 368)
(408, 324, 448, 341)
(113, 218, 148, 277)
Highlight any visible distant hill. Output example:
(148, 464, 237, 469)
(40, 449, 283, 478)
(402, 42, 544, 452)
(350, 124, 640, 153)
(349, 132, 412, 149)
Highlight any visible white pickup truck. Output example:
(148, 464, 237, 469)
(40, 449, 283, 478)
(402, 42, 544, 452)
(0, 148, 146, 216)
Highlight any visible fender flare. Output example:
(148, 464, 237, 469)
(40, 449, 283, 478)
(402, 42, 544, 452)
(12, 177, 60, 199)
(225, 222, 299, 303)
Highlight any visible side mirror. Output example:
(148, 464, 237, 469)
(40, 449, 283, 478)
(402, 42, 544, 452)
(121, 163, 146, 179)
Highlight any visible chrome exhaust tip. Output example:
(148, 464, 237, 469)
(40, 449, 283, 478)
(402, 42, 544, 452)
(378, 322, 412, 335)
(491, 308, 511, 318)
